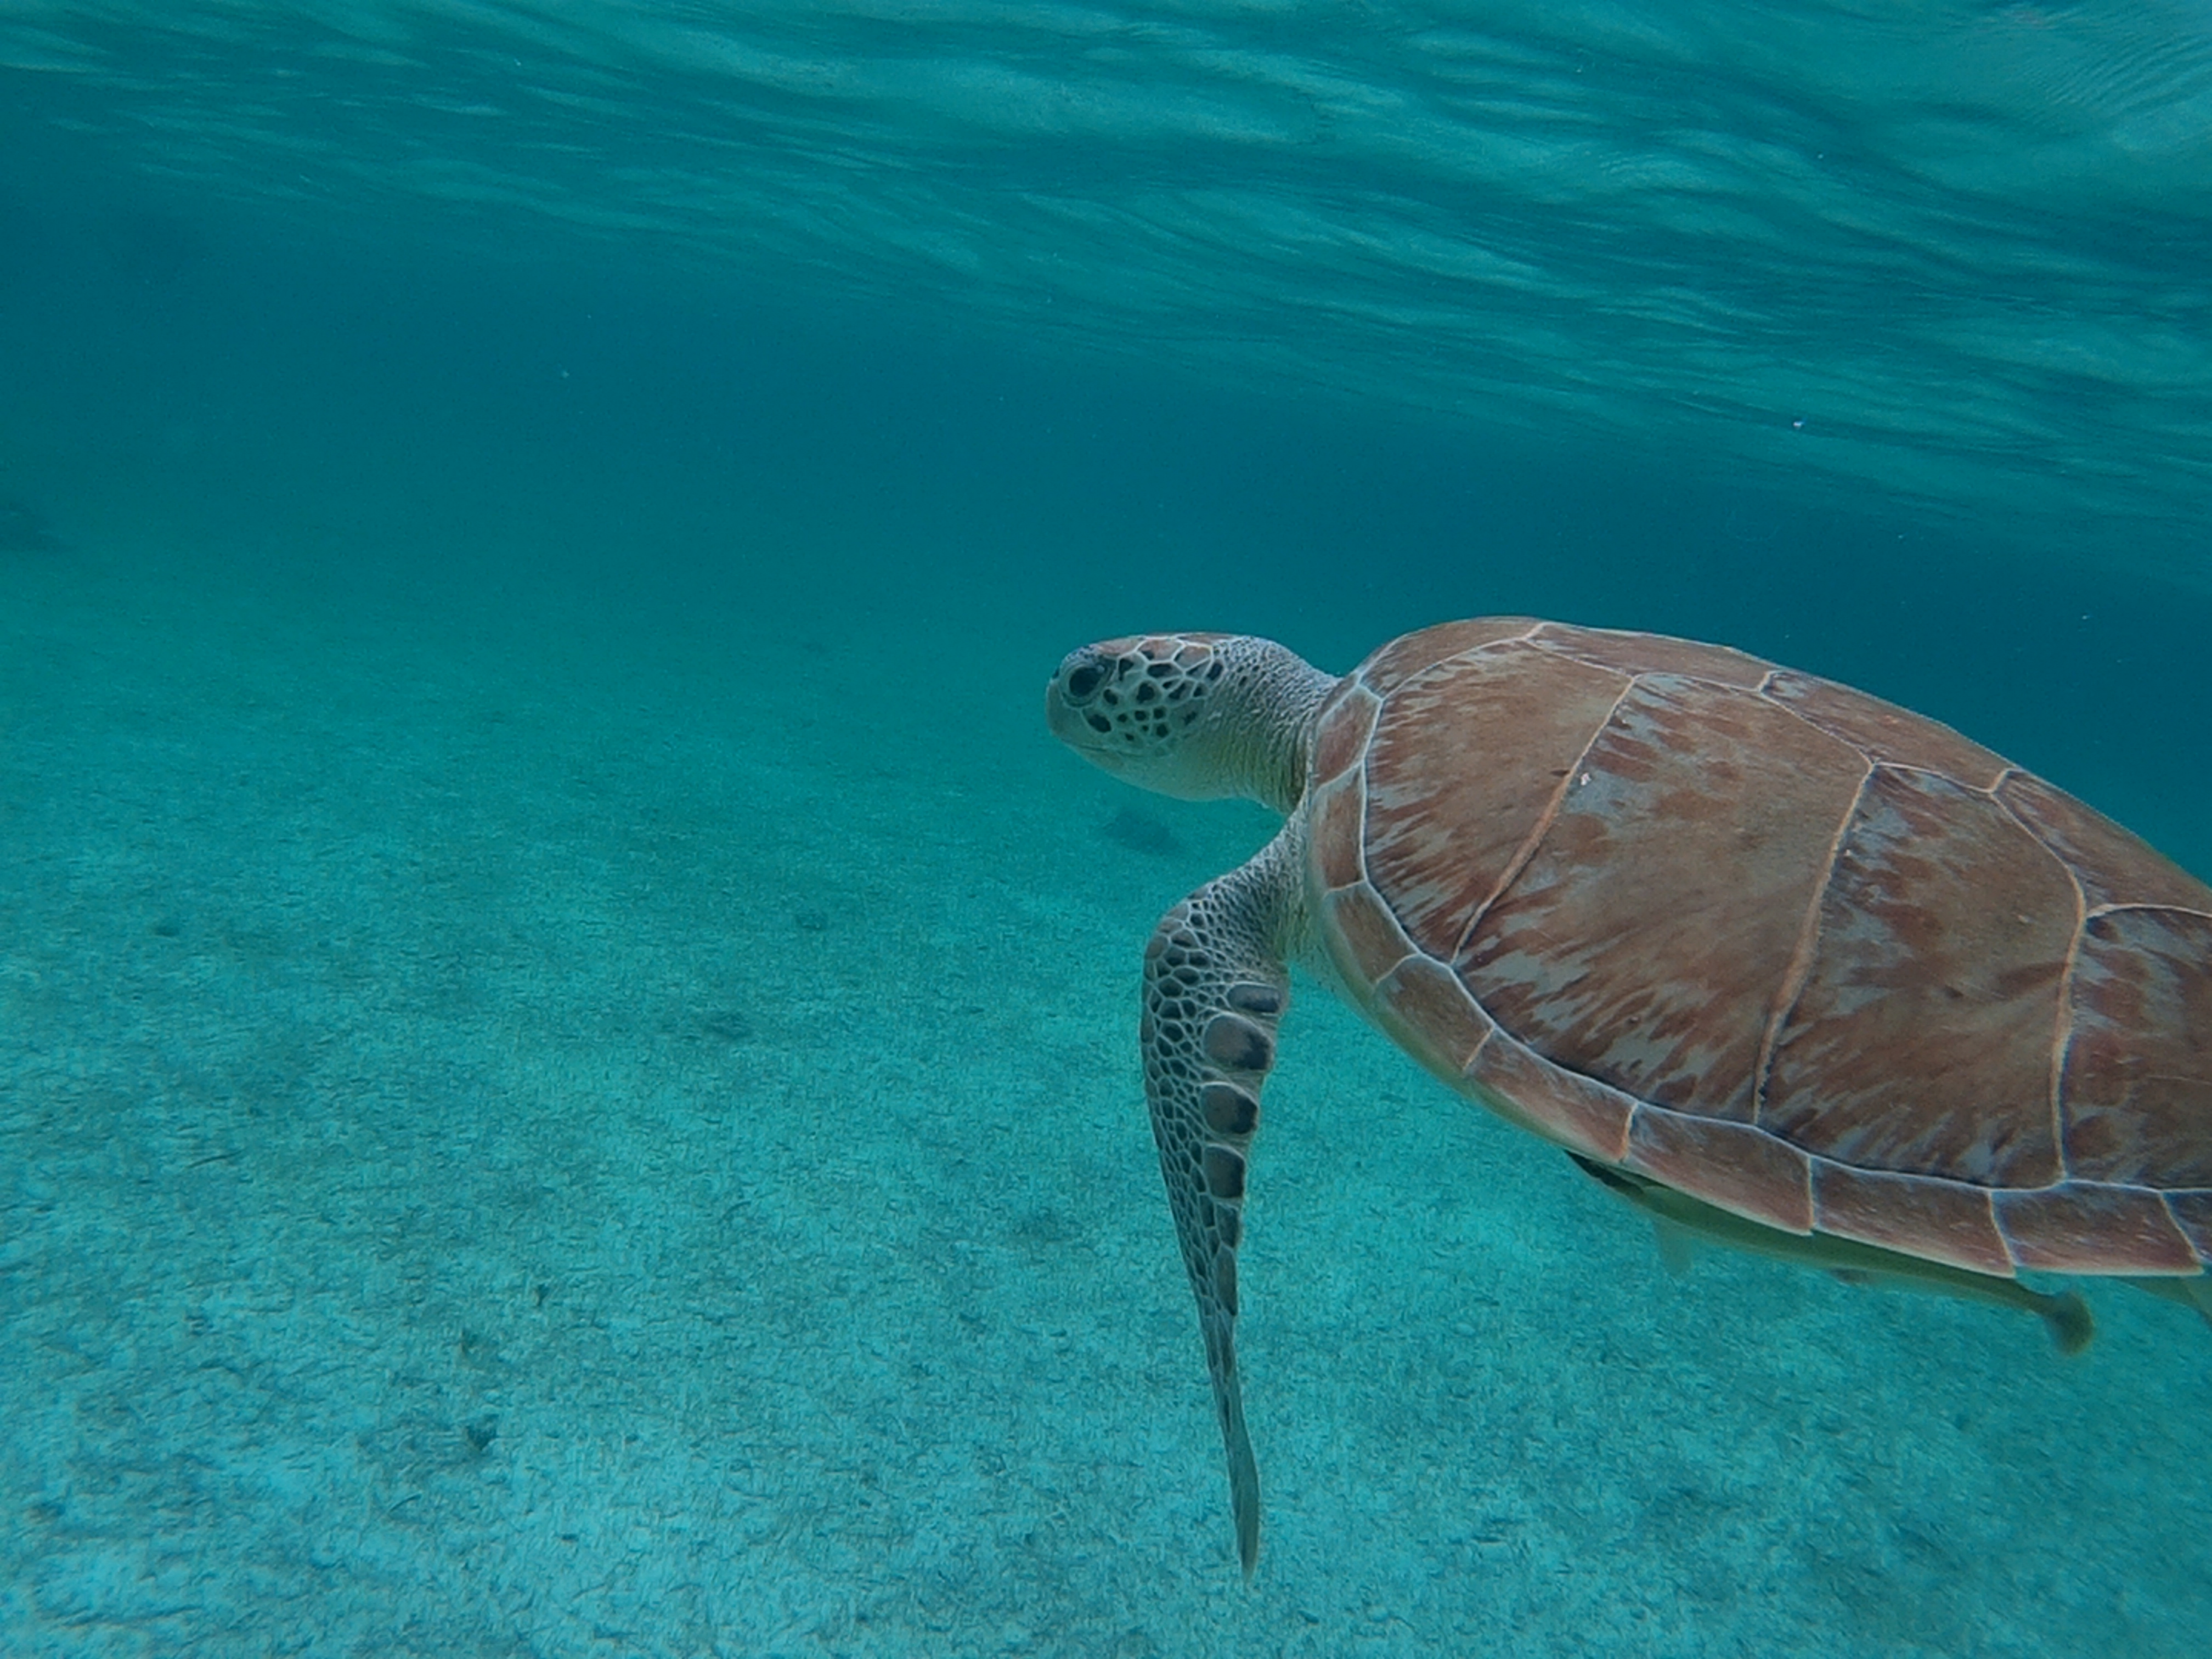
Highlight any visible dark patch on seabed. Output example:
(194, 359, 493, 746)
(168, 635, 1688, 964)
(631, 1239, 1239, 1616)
(0, 494, 62, 551)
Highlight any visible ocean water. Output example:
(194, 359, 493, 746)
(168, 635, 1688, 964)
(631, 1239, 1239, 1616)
(3, 3, 2210, 1655)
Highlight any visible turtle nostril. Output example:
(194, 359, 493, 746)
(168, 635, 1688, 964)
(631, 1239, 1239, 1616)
(1065, 662, 1107, 702)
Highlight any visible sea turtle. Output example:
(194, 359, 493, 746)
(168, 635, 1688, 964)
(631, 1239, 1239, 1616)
(1045, 617, 2212, 1575)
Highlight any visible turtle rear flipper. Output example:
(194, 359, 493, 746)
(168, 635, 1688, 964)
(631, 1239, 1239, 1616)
(1570, 1150, 2097, 1352)
(2038, 1289, 2096, 1356)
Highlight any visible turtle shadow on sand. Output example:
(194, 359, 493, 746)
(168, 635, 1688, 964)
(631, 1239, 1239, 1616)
(1098, 804, 1183, 857)
(0, 496, 63, 554)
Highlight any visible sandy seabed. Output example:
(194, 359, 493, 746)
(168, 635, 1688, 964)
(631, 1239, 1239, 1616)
(4, 534, 2209, 1659)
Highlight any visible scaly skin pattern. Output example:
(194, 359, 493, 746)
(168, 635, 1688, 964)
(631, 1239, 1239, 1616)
(1138, 826, 1304, 1578)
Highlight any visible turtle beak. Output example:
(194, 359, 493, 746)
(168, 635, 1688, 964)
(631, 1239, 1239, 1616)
(1046, 669, 1104, 754)
(1047, 650, 1099, 732)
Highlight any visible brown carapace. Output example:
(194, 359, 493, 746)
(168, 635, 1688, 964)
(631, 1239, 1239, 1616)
(1314, 620, 2212, 1284)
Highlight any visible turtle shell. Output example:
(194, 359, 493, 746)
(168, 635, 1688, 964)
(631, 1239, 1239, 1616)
(1305, 618, 2212, 1279)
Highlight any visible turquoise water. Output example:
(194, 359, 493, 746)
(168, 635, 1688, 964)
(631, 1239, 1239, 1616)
(3, 4, 2209, 1655)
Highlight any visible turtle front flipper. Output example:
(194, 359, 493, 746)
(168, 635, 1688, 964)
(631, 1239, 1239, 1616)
(1141, 834, 1299, 1577)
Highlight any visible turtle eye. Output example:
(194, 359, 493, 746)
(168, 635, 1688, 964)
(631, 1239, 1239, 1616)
(1064, 660, 1108, 703)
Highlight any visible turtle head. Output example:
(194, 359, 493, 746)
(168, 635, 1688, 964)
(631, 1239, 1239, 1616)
(1046, 632, 1336, 812)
